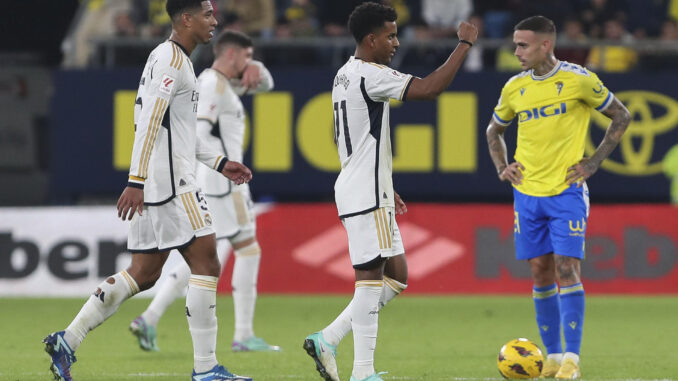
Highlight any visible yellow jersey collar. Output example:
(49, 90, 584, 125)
(530, 61, 562, 81)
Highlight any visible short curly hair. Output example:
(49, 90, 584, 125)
(166, 0, 205, 20)
(348, 2, 398, 43)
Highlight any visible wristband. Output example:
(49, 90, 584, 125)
(459, 39, 473, 47)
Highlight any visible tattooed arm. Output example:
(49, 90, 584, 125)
(486, 120, 524, 185)
(566, 97, 631, 186)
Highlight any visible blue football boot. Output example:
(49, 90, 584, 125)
(43, 331, 77, 381)
(191, 364, 253, 381)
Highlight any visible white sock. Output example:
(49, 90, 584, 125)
(547, 353, 563, 363)
(322, 276, 406, 346)
(322, 299, 354, 346)
(142, 263, 191, 327)
(351, 281, 383, 380)
(65, 270, 139, 351)
(379, 276, 407, 309)
(187, 275, 219, 373)
(232, 241, 261, 342)
(563, 352, 580, 364)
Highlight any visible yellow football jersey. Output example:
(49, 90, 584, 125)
(493, 61, 614, 196)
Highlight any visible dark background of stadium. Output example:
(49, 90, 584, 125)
(0, 1, 79, 65)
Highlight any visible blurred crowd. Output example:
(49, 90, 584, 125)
(64, 0, 678, 71)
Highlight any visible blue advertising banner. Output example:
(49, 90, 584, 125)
(50, 68, 678, 202)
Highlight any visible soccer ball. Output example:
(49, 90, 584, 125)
(497, 338, 544, 379)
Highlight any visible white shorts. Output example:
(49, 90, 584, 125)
(128, 191, 215, 253)
(206, 184, 256, 244)
(341, 206, 405, 268)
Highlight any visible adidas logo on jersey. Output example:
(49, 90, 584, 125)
(179, 179, 186, 186)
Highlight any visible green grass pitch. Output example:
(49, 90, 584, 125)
(2, 295, 677, 380)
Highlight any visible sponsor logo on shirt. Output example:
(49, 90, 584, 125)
(517, 102, 567, 122)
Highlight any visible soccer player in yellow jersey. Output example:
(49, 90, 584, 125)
(486, 16, 631, 379)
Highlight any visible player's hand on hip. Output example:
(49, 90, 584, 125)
(457, 21, 478, 44)
(241, 63, 261, 90)
(394, 191, 407, 215)
(117, 186, 144, 221)
(221, 160, 253, 185)
(499, 162, 524, 185)
(566, 158, 597, 187)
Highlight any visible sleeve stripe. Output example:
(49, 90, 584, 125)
(139, 98, 168, 178)
(138, 98, 162, 177)
(176, 47, 183, 70)
(169, 44, 183, 70)
(137, 98, 162, 177)
(493, 112, 512, 126)
(129, 175, 145, 182)
(595, 91, 613, 111)
(213, 155, 224, 169)
(169, 43, 177, 69)
(142, 98, 168, 177)
(399, 75, 414, 101)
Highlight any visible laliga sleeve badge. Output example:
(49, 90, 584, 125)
(159, 74, 176, 95)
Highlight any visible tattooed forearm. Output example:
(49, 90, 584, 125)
(589, 98, 631, 168)
(486, 122, 509, 174)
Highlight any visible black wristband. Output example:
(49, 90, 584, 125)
(459, 39, 473, 47)
(216, 157, 228, 173)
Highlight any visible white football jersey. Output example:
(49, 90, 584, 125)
(194, 61, 274, 196)
(333, 56, 413, 217)
(127, 40, 227, 204)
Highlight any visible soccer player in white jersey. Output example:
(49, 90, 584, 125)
(129, 29, 280, 353)
(303, 3, 477, 381)
(43, 1, 254, 380)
